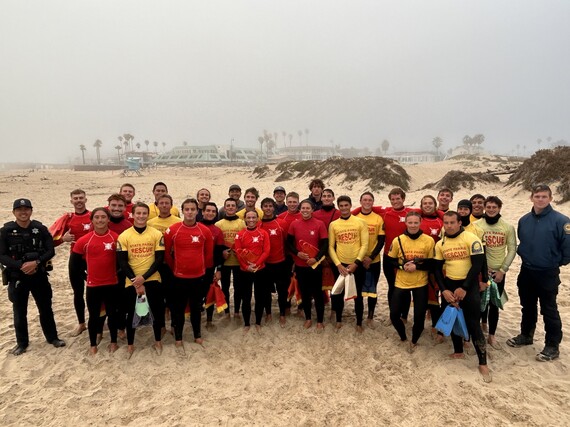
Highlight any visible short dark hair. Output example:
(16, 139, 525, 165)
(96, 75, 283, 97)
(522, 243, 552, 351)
(260, 197, 276, 208)
(204, 202, 218, 215)
(158, 194, 173, 204)
(443, 210, 461, 222)
(322, 188, 335, 197)
(469, 194, 485, 202)
(107, 193, 126, 204)
(244, 187, 259, 199)
(286, 192, 299, 200)
(388, 188, 406, 200)
(181, 198, 198, 211)
(70, 189, 85, 197)
(531, 183, 552, 197)
(406, 211, 422, 220)
(224, 198, 237, 207)
(152, 182, 168, 191)
(438, 187, 454, 197)
(485, 196, 503, 208)
(120, 183, 135, 192)
(299, 199, 314, 210)
(337, 195, 352, 205)
(360, 191, 374, 201)
(90, 207, 110, 220)
(132, 202, 150, 215)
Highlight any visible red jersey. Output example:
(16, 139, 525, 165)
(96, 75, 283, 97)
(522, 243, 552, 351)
(288, 217, 328, 267)
(202, 222, 225, 268)
(260, 217, 288, 264)
(164, 222, 213, 279)
(277, 211, 301, 233)
(52, 211, 92, 251)
(72, 230, 119, 287)
(382, 207, 419, 251)
(234, 227, 271, 271)
(420, 214, 444, 243)
(312, 207, 341, 229)
(124, 203, 134, 223)
(108, 217, 132, 235)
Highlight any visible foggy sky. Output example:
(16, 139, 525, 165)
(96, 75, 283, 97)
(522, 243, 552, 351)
(1, 0, 569, 163)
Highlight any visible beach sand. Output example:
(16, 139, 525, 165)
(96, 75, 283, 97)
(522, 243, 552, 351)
(0, 159, 568, 426)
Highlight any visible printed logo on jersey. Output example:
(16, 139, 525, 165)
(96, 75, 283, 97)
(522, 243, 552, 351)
(252, 236, 259, 243)
(430, 228, 439, 236)
(32, 228, 39, 234)
(104, 242, 114, 251)
(269, 228, 278, 236)
(471, 241, 483, 255)
(310, 230, 315, 235)
(191, 235, 200, 243)
(564, 223, 570, 234)
(116, 241, 122, 251)
(83, 223, 91, 231)
(159, 236, 165, 248)
(399, 217, 406, 222)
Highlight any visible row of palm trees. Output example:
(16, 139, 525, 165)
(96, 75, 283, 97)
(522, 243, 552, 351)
(79, 134, 166, 165)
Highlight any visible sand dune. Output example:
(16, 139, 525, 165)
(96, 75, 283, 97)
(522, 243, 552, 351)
(0, 160, 568, 426)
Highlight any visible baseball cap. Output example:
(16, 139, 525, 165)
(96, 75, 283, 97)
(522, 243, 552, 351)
(273, 186, 286, 194)
(13, 198, 33, 209)
(229, 184, 241, 191)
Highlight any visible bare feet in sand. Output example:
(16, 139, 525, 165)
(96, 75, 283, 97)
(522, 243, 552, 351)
(153, 342, 163, 356)
(303, 320, 312, 329)
(89, 346, 97, 356)
(316, 323, 324, 333)
(478, 365, 492, 383)
(355, 325, 364, 334)
(108, 343, 119, 353)
(265, 314, 273, 324)
(194, 338, 204, 347)
(366, 318, 376, 329)
(449, 352, 465, 359)
(70, 324, 87, 337)
(279, 316, 286, 327)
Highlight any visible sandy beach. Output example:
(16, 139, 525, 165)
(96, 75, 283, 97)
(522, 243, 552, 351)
(0, 158, 569, 426)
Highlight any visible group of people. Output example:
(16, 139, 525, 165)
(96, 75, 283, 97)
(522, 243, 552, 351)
(1, 178, 568, 383)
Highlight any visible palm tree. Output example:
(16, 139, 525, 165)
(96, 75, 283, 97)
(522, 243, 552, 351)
(145, 139, 150, 151)
(114, 145, 122, 162)
(93, 139, 102, 165)
(136, 142, 141, 151)
(297, 130, 302, 146)
(153, 141, 158, 152)
(282, 131, 287, 148)
(183, 141, 188, 146)
(432, 136, 443, 157)
(123, 140, 129, 154)
(305, 128, 309, 146)
(273, 132, 278, 146)
(381, 139, 390, 154)
(288, 134, 293, 147)
(79, 144, 87, 165)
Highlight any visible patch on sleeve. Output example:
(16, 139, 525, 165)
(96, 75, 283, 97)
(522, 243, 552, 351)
(116, 241, 122, 251)
(471, 241, 483, 255)
(159, 236, 165, 248)
(564, 223, 570, 234)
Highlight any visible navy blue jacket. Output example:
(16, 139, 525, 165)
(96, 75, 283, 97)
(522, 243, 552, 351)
(517, 204, 570, 270)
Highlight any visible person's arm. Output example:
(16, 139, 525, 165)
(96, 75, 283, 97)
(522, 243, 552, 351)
(386, 255, 401, 269)
(558, 218, 570, 266)
(0, 228, 22, 269)
(286, 234, 299, 257)
(141, 250, 164, 280)
(462, 253, 485, 290)
(500, 224, 517, 273)
(315, 238, 329, 260)
(328, 223, 341, 267)
(117, 251, 136, 281)
(369, 235, 386, 260)
(356, 222, 369, 263)
(414, 257, 434, 271)
(255, 231, 271, 267)
(433, 259, 446, 291)
(38, 226, 55, 264)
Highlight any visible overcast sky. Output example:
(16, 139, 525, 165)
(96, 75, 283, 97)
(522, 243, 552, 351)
(1, 0, 569, 163)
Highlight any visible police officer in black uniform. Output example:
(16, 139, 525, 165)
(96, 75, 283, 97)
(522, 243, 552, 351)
(0, 198, 65, 356)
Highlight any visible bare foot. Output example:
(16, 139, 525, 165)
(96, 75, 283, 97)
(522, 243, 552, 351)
(89, 346, 98, 356)
(127, 345, 135, 359)
(108, 343, 119, 353)
(464, 341, 475, 356)
(316, 323, 324, 333)
(117, 329, 126, 340)
(175, 341, 186, 355)
(449, 352, 465, 359)
(279, 316, 286, 328)
(382, 318, 392, 327)
(265, 314, 273, 324)
(71, 324, 87, 337)
(303, 320, 313, 329)
(478, 365, 492, 383)
(255, 325, 262, 334)
(335, 323, 343, 332)
(408, 342, 417, 354)
(434, 335, 445, 345)
(487, 335, 502, 350)
(194, 338, 204, 347)
(366, 318, 376, 330)
(153, 342, 163, 356)
(355, 325, 364, 334)
(243, 326, 250, 335)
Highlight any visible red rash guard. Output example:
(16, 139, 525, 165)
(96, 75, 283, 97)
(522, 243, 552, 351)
(234, 227, 271, 271)
(72, 230, 119, 286)
(260, 217, 288, 264)
(164, 222, 213, 279)
(288, 217, 328, 267)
